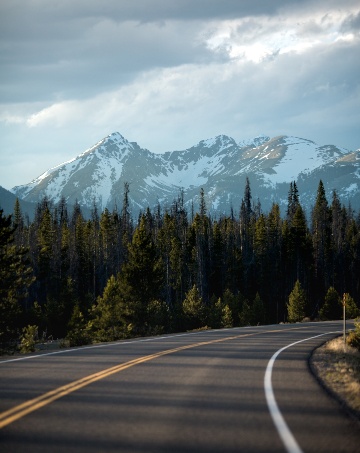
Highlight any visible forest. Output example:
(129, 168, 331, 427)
(1, 179, 360, 353)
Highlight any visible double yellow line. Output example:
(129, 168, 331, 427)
(0, 332, 253, 429)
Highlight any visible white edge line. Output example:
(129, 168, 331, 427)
(264, 330, 341, 453)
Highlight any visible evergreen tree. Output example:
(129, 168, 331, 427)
(239, 299, 251, 326)
(222, 288, 242, 326)
(13, 198, 25, 246)
(2, 176, 360, 346)
(36, 202, 55, 302)
(266, 203, 283, 322)
(286, 181, 300, 222)
(311, 180, 332, 297)
(66, 304, 90, 347)
(0, 209, 34, 350)
(45, 276, 77, 338)
(146, 299, 170, 335)
(330, 191, 347, 291)
(192, 209, 210, 302)
(343, 293, 360, 319)
(254, 214, 268, 296)
(121, 182, 132, 248)
(221, 304, 233, 328)
(19, 325, 38, 353)
(209, 220, 225, 297)
(291, 205, 312, 282)
(252, 292, 266, 325)
(319, 286, 341, 320)
(182, 284, 207, 330)
(240, 178, 255, 294)
(287, 280, 307, 322)
(222, 217, 242, 295)
(87, 274, 130, 342)
(345, 219, 360, 301)
(118, 215, 164, 334)
(208, 296, 223, 329)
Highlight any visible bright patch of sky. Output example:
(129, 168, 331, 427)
(204, 10, 357, 63)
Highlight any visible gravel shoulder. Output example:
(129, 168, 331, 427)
(310, 335, 360, 420)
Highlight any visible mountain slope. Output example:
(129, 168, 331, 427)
(0, 186, 36, 220)
(11, 132, 359, 216)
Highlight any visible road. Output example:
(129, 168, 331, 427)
(0, 322, 359, 452)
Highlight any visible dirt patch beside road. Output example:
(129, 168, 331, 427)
(310, 336, 360, 419)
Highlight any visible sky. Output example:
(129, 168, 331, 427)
(0, 0, 359, 190)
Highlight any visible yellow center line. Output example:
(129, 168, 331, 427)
(0, 326, 311, 429)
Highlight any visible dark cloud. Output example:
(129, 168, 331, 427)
(0, 0, 302, 30)
(341, 11, 360, 33)
(0, 16, 214, 103)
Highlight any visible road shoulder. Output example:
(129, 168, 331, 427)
(310, 336, 360, 421)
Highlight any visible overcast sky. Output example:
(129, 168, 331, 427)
(1, 0, 359, 190)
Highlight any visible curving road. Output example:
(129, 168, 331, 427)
(0, 322, 359, 452)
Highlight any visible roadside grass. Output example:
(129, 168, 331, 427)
(311, 335, 360, 417)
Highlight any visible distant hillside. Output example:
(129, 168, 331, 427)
(0, 186, 36, 220)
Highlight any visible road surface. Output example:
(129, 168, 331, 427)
(0, 322, 359, 452)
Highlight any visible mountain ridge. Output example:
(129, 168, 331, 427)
(10, 132, 360, 216)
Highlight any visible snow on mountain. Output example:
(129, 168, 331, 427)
(13, 132, 138, 209)
(238, 135, 270, 148)
(261, 136, 348, 186)
(11, 132, 360, 216)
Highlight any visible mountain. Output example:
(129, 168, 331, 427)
(0, 185, 36, 220)
(11, 132, 360, 217)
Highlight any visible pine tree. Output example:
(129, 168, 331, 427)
(36, 202, 55, 302)
(311, 180, 331, 297)
(254, 214, 268, 295)
(182, 284, 207, 330)
(252, 292, 266, 325)
(329, 190, 347, 292)
(222, 288, 242, 326)
(221, 217, 242, 295)
(121, 182, 132, 246)
(266, 203, 282, 322)
(240, 178, 255, 294)
(345, 219, 360, 302)
(319, 286, 341, 320)
(13, 198, 25, 246)
(239, 299, 251, 326)
(286, 181, 300, 222)
(287, 280, 307, 322)
(19, 325, 38, 353)
(208, 296, 223, 329)
(0, 209, 34, 350)
(192, 209, 210, 302)
(118, 215, 164, 334)
(66, 304, 90, 346)
(209, 220, 225, 297)
(87, 274, 130, 342)
(221, 304, 233, 328)
(146, 299, 170, 335)
(343, 293, 360, 319)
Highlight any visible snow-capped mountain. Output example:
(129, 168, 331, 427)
(11, 132, 360, 216)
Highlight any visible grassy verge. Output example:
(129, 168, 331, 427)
(310, 336, 360, 418)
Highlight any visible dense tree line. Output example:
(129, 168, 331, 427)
(1, 179, 359, 352)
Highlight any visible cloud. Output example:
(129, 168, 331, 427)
(0, 0, 359, 190)
(19, 29, 359, 147)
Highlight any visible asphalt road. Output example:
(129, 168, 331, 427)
(0, 322, 359, 452)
